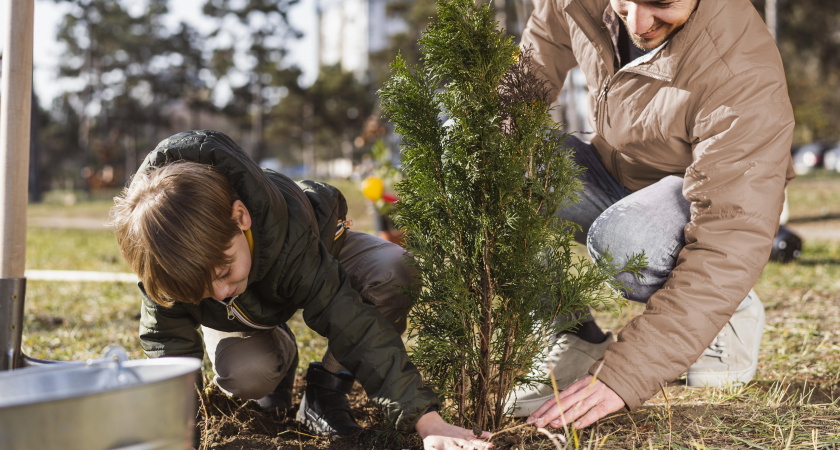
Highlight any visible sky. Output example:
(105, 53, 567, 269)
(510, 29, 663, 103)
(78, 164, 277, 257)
(2, 0, 319, 109)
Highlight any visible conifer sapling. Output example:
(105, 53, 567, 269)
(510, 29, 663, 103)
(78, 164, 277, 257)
(379, 0, 643, 431)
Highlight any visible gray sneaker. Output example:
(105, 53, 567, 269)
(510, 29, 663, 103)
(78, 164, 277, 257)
(686, 290, 765, 387)
(505, 331, 615, 417)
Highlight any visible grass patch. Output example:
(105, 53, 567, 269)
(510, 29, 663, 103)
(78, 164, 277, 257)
(25, 227, 131, 272)
(786, 170, 840, 220)
(15, 176, 840, 448)
(759, 240, 840, 292)
(21, 281, 143, 362)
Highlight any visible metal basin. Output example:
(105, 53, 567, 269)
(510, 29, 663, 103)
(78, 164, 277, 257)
(0, 355, 201, 450)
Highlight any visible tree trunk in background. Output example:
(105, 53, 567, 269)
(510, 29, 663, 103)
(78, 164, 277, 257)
(250, 73, 265, 163)
(29, 91, 42, 203)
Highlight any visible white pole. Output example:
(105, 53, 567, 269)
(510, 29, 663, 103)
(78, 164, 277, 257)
(766, 0, 778, 42)
(0, 0, 35, 278)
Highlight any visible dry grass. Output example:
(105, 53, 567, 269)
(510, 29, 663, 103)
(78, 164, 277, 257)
(16, 173, 840, 448)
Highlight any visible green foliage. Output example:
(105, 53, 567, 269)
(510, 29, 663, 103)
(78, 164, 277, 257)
(369, 0, 438, 88)
(202, 0, 302, 162)
(47, 0, 213, 181)
(265, 64, 376, 165)
(379, 0, 637, 430)
(750, 0, 840, 144)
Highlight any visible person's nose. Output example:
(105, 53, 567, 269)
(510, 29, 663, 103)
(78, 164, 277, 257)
(626, 4, 656, 35)
(212, 283, 232, 301)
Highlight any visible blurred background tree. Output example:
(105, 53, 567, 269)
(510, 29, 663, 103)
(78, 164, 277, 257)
(48, 0, 210, 183)
(265, 64, 375, 173)
(7, 0, 839, 200)
(751, 0, 840, 144)
(368, 0, 436, 88)
(201, 0, 301, 163)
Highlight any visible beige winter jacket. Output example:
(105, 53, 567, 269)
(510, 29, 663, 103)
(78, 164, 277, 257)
(522, 0, 795, 409)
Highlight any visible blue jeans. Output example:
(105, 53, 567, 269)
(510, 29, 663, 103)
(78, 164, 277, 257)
(558, 136, 691, 305)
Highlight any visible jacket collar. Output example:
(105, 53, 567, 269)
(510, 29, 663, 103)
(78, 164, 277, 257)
(564, 0, 616, 72)
(565, 0, 718, 82)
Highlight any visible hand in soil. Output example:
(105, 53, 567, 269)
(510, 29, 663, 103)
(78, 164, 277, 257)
(527, 375, 624, 429)
(416, 411, 493, 449)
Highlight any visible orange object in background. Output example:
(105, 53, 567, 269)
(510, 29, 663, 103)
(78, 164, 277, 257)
(361, 176, 385, 201)
(361, 176, 404, 247)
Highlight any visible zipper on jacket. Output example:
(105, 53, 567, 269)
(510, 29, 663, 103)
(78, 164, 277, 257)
(222, 296, 275, 330)
(596, 39, 672, 135)
(597, 79, 611, 134)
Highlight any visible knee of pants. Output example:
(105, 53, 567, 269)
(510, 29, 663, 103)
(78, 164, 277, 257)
(587, 203, 685, 303)
(359, 245, 418, 318)
(211, 334, 291, 400)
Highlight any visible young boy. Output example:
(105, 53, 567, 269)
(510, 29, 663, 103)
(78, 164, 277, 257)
(112, 130, 491, 449)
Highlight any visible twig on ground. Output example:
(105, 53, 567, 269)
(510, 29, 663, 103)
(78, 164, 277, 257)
(487, 421, 531, 439)
(195, 385, 210, 450)
(536, 426, 568, 449)
(276, 429, 323, 440)
(547, 360, 574, 446)
(660, 384, 672, 448)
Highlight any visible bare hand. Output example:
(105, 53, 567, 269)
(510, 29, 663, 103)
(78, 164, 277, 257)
(526, 375, 624, 429)
(416, 411, 493, 450)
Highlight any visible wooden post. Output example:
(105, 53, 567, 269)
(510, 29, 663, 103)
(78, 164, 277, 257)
(0, 0, 34, 278)
(0, 0, 35, 371)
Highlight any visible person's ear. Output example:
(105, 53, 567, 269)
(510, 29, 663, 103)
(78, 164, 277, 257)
(231, 200, 252, 231)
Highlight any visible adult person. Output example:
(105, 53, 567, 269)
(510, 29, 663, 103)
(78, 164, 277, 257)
(506, 0, 795, 429)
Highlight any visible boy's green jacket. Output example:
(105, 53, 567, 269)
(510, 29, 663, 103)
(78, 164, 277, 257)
(136, 130, 439, 433)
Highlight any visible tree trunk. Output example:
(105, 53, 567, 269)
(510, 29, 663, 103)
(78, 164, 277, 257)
(250, 74, 265, 162)
(474, 224, 494, 430)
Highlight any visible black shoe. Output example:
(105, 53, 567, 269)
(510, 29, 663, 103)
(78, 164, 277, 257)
(295, 362, 362, 436)
(256, 323, 298, 411)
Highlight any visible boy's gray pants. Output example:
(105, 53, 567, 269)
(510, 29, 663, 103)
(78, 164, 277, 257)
(559, 135, 750, 325)
(202, 230, 415, 400)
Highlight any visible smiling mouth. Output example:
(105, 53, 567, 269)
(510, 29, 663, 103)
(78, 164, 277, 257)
(638, 23, 663, 39)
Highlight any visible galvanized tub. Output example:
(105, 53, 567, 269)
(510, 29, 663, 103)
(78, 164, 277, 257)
(0, 353, 201, 450)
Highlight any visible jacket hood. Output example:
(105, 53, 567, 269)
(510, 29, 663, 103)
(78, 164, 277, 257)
(137, 129, 288, 283)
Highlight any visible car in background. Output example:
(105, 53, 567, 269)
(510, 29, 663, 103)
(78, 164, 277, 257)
(822, 143, 840, 173)
(792, 142, 831, 175)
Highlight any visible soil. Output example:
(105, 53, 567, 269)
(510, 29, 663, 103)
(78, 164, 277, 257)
(196, 373, 405, 449)
(195, 370, 840, 449)
(195, 372, 555, 449)
(197, 372, 402, 450)
(195, 371, 840, 450)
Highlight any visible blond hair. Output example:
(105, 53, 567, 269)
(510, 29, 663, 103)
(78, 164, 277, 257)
(111, 162, 241, 306)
